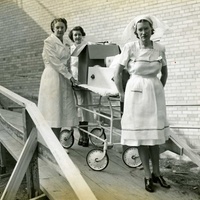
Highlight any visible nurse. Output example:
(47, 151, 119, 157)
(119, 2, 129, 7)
(38, 18, 78, 139)
(114, 15, 170, 192)
(69, 26, 94, 147)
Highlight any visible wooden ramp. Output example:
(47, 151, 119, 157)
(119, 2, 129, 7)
(0, 109, 199, 200)
(0, 85, 97, 200)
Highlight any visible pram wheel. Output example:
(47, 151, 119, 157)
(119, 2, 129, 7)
(86, 149, 109, 171)
(89, 128, 106, 147)
(122, 147, 142, 168)
(59, 129, 74, 149)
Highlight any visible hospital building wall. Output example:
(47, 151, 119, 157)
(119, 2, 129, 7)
(0, 0, 200, 148)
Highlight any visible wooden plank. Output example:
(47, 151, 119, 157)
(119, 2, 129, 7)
(0, 110, 23, 144)
(39, 163, 77, 200)
(0, 127, 78, 200)
(1, 113, 200, 200)
(2, 104, 200, 200)
(29, 194, 47, 200)
(22, 109, 41, 198)
(160, 137, 183, 155)
(0, 143, 6, 174)
(169, 131, 200, 167)
(1, 129, 37, 200)
(0, 86, 29, 107)
(0, 86, 97, 200)
(67, 130, 200, 200)
(26, 103, 97, 200)
(67, 142, 192, 200)
(0, 113, 79, 200)
(0, 109, 23, 124)
(0, 130, 23, 160)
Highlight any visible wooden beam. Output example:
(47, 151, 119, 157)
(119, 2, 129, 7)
(22, 109, 41, 199)
(0, 85, 97, 200)
(168, 131, 200, 167)
(0, 128, 37, 200)
(26, 103, 97, 200)
(0, 127, 78, 200)
(0, 86, 29, 107)
(0, 143, 6, 174)
(29, 193, 47, 200)
(0, 112, 24, 143)
(160, 137, 183, 155)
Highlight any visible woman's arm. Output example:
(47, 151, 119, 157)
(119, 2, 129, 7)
(42, 39, 73, 79)
(160, 65, 168, 87)
(114, 63, 125, 101)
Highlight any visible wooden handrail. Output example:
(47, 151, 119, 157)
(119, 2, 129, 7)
(170, 126, 200, 129)
(0, 85, 97, 200)
(167, 104, 200, 106)
(166, 104, 200, 107)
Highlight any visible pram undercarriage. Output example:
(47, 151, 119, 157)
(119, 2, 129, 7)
(60, 85, 142, 171)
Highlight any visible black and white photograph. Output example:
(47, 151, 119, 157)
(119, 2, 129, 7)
(0, 0, 200, 199)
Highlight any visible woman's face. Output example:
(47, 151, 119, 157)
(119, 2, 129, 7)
(136, 21, 152, 42)
(53, 21, 66, 39)
(72, 30, 83, 44)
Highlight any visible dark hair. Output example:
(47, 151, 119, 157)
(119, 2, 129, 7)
(68, 26, 86, 42)
(134, 19, 154, 39)
(50, 18, 67, 32)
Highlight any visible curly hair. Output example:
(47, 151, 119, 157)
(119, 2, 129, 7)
(68, 26, 86, 42)
(134, 19, 154, 39)
(50, 18, 67, 32)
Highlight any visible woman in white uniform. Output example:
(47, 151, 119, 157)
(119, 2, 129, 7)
(38, 18, 78, 139)
(114, 15, 170, 192)
(69, 26, 94, 147)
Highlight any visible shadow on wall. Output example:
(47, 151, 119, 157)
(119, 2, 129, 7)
(0, 1, 49, 100)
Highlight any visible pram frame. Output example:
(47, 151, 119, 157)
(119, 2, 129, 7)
(71, 86, 142, 171)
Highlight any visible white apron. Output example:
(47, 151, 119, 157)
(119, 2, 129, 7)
(120, 41, 170, 146)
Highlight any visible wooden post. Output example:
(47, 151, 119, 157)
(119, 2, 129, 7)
(0, 128, 38, 200)
(22, 109, 41, 198)
(0, 143, 6, 174)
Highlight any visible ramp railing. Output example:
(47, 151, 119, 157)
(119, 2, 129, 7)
(0, 85, 97, 200)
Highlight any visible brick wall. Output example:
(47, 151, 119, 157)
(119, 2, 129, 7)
(0, 0, 200, 147)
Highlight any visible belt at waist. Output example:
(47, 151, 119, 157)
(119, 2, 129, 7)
(130, 74, 157, 78)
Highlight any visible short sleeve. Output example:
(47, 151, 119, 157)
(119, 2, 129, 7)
(155, 42, 167, 67)
(118, 43, 131, 68)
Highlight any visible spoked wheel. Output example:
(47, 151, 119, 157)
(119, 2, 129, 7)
(59, 129, 74, 149)
(122, 147, 142, 168)
(86, 149, 109, 171)
(89, 128, 106, 147)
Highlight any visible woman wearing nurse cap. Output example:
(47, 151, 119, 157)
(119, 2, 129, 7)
(114, 15, 171, 192)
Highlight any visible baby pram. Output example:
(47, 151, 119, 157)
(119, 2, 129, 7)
(59, 42, 142, 171)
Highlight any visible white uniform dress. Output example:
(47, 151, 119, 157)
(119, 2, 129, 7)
(119, 41, 169, 146)
(38, 34, 78, 128)
(71, 44, 94, 122)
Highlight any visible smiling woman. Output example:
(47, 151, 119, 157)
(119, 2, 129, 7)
(38, 18, 78, 140)
(50, 18, 67, 42)
(114, 15, 170, 193)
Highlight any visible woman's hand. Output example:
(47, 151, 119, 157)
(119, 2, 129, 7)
(70, 77, 79, 87)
